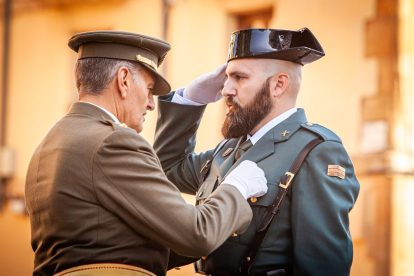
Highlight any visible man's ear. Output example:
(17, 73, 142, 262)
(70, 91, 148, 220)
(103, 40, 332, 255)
(269, 73, 290, 98)
(117, 67, 131, 99)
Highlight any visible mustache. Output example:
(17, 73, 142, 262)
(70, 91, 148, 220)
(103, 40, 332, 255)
(226, 97, 241, 109)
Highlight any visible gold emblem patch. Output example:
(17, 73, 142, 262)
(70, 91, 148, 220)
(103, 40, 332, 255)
(136, 55, 158, 72)
(327, 165, 345, 180)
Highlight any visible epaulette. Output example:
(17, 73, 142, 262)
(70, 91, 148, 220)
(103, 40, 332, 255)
(100, 117, 135, 132)
(300, 122, 342, 143)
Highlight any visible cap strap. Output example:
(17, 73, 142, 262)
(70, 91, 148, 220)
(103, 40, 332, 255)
(136, 55, 158, 71)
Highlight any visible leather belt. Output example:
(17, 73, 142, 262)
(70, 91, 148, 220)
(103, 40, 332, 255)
(53, 263, 156, 276)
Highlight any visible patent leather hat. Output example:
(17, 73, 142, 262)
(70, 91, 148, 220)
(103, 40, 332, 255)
(227, 27, 325, 65)
(68, 31, 171, 95)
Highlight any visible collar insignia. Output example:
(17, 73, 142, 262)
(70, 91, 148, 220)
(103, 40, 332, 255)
(280, 130, 290, 137)
(222, 148, 234, 157)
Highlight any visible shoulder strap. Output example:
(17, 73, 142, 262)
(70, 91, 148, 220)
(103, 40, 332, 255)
(240, 138, 324, 274)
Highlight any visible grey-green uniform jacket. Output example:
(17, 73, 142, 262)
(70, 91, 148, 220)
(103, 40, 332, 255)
(154, 93, 360, 275)
(25, 102, 252, 276)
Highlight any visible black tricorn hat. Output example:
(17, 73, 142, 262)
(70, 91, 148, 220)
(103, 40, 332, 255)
(227, 27, 325, 65)
(68, 31, 171, 95)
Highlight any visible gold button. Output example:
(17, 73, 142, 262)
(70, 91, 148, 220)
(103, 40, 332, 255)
(250, 196, 257, 203)
(202, 256, 207, 260)
(246, 257, 251, 261)
(231, 233, 238, 237)
(306, 122, 313, 126)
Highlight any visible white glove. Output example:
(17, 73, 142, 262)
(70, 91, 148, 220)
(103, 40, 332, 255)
(222, 160, 268, 200)
(183, 64, 227, 104)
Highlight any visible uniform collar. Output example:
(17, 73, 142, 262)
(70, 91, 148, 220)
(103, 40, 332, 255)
(244, 108, 308, 161)
(270, 108, 308, 143)
(247, 107, 297, 145)
(67, 101, 119, 123)
(79, 101, 119, 123)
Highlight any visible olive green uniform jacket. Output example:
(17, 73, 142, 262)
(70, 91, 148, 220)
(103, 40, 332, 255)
(25, 102, 252, 276)
(154, 93, 360, 275)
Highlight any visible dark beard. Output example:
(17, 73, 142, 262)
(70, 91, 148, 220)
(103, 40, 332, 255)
(221, 78, 273, 139)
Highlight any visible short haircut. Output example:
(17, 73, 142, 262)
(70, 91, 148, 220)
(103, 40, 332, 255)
(74, 58, 142, 98)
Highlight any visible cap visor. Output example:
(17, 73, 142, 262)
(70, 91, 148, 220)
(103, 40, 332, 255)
(139, 63, 171, 96)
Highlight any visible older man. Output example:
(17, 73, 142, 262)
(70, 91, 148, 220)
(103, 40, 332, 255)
(154, 28, 360, 275)
(25, 31, 268, 276)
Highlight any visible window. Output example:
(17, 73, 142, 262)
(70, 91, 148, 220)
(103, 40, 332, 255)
(234, 8, 273, 29)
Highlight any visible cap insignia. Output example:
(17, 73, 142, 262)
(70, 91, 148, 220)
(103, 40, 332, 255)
(136, 55, 158, 72)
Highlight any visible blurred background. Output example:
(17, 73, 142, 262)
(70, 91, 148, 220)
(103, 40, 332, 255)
(0, 0, 413, 275)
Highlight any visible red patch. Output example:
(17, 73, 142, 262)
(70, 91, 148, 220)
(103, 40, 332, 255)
(222, 148, 234, 157)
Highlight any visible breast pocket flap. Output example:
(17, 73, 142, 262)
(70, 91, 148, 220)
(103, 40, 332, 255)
(196, 176, 218, 201)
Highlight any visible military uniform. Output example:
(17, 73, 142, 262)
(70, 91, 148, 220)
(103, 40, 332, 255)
(25, 31, 254, 276)
(154, 96, 360, 275)
(25, 102, 253, 276)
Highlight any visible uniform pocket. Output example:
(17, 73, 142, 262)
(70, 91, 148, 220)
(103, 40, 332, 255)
(237, 182, 282, 248)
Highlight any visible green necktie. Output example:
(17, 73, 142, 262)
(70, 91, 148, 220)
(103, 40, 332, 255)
(234, 138, 253, 161)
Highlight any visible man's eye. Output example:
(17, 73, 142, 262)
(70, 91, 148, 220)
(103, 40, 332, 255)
(236, 75, 245, 80)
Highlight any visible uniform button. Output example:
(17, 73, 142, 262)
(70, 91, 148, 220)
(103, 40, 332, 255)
(202, 256, 208, 260)
(250, 196, 257, 203)
(231, 233, 238, 237)
(246, 257, 251, 261)
(306, 122, 313, 126)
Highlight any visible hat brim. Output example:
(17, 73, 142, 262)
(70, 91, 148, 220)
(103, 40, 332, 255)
(139, 62, 171, 96)
(229, 46, 325, 65)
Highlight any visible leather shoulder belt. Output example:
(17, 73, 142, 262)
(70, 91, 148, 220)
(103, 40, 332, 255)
(240, 138, 324, 275)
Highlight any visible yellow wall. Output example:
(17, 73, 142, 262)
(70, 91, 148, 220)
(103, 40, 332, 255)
(0, 0, 388, 275)
(6, 0, 164, 196)
(392, 0, 414, 274)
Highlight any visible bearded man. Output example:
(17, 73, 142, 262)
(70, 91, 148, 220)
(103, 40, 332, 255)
(154, 28, 360, 275)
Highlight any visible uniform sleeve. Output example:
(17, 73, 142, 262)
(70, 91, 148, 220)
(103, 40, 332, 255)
(154, 92, 214, 195)
(92, 130, 252, 257)
(291, 141, 360, 276)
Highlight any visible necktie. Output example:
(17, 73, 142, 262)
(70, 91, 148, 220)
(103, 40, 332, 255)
(234, 138, 253, 161)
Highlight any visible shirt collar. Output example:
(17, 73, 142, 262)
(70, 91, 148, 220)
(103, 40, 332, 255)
(80, 101, 119, 123)
(247, 107, 297, 145)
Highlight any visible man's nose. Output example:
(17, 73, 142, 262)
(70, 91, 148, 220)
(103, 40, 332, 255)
(147, 95, 155, 111)
(222, 79, 236, 97)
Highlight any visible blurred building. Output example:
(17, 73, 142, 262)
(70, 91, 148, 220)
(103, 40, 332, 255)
(0, 0, 413, 275)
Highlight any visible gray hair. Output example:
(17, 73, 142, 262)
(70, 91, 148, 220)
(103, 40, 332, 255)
(74, 58, 142, 98)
